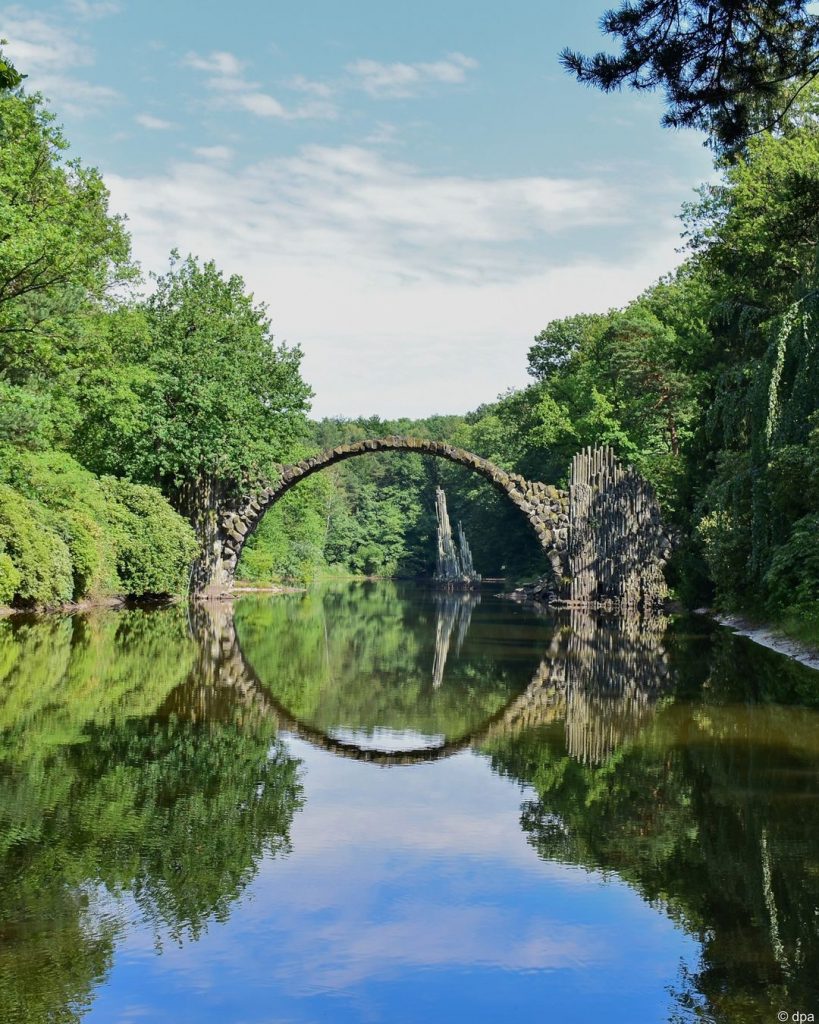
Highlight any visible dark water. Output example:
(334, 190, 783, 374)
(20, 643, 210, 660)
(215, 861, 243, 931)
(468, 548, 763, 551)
(1, 583, 818, 1024)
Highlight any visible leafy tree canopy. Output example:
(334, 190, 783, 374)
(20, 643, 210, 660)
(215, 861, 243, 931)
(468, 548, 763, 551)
(0, 89, 133, 379)
(561, 0, 819, 154)
(77, 254, 313, 505)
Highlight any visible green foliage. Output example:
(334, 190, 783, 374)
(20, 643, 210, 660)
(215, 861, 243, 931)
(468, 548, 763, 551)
(693, 263, 819, 618)
(0, 90, 132, 380)
(683, 93, 819, 327)
(765, 513, 819, 618)
(527, 312, 608, 380)
(562, 0, 819, 154)
(0, 447, 196, 604)
(240, 472, 332, 584)
(100, 477, 198, 596)
(0, 484, 73, 606)
(0, 381, 58, 451)
(0, 551, 20, 604)
(0, 83, 315, 601)
(78, 254, 312, 500)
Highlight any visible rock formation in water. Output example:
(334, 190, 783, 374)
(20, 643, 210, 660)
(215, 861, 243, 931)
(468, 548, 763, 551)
(434, 487, 480, 589)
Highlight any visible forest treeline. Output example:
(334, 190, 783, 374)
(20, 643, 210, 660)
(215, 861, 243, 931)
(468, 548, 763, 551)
(0, 53, 817, 637)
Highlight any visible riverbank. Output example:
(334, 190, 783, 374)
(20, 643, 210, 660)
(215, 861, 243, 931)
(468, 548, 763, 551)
(0, 595, 145, 619)
(0, 583, 307, 618)
(709, 612, 819, 672)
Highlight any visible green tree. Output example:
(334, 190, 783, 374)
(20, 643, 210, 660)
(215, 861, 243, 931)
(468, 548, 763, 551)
(77, 254, 313, 588)
(527, 312, 609, 381)
(562, 0, 819, 154)
(0, 87, 132, 384)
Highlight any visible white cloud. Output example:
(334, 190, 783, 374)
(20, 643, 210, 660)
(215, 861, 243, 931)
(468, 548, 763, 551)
(135, 112, 174, 130)
(347, 51, 478, 98)
(364, 121, 401, 146)
(106, 144, 684, 418)
(108, 144, 620, 283)
(192, 145, 233, 161)
(182, 49, 246, 77)
(288, 73, 335, 98)
(65, 0, 121, 19)
(183, 48, 336, 121)
(0, 5, 118, 114)
(1, 8, 89, 69)
(234, 91, 288, 117)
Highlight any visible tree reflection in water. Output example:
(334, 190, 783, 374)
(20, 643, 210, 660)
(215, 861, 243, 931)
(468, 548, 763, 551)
(0, 608, 304, 1024)
(484, 614, 819, 1023)
(0, 589, 817, 1024)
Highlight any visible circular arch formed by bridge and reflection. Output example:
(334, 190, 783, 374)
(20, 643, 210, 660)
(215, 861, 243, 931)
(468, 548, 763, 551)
(199, 601, 671, 769)
(214, 437, 570, 591)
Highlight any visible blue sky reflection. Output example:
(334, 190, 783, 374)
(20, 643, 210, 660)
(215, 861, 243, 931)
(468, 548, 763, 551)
(89, 740, 700, 1024)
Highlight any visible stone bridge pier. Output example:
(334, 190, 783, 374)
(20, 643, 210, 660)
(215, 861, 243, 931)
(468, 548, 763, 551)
(194, 439, 671, 611)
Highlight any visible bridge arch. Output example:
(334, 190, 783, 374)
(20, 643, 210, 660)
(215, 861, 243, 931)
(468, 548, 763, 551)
(213, 436, 570, 591)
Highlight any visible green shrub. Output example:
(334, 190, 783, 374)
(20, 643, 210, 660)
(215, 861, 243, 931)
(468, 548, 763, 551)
(764, 513, 819, 620)
(0, 550, 21, 605)
(0, 448, 118, 599)
(0, 485, 73, 606)
(52, 508, 118, 598)
(0, 449, 197, 604)
(101, 477, 197, 596)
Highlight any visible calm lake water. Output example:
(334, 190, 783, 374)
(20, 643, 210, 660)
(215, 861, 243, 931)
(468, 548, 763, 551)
(1, 582, 818, 1024)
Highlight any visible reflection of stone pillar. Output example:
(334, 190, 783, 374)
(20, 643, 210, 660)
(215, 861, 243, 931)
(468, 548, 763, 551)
(431, 592, 480, 689)
(484, 610, 671, 764)
(559, 610, 670, 763)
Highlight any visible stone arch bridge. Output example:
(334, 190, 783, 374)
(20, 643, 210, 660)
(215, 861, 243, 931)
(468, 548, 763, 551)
(199, 438, 671, 610)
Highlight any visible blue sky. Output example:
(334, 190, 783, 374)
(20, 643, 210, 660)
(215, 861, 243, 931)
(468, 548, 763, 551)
(2, 0, 715, 418)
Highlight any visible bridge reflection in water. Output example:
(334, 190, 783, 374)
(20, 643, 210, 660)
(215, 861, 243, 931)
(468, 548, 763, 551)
(191, 595, 673, 768)
(2, 588, 819, 1024)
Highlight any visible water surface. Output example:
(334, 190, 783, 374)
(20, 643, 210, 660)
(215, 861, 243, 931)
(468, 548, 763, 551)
(1, 583, 817, 1023)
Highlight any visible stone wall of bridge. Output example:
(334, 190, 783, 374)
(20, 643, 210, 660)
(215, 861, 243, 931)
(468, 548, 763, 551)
(194, 438, 671, 610)
(212, 436, 570, 592)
